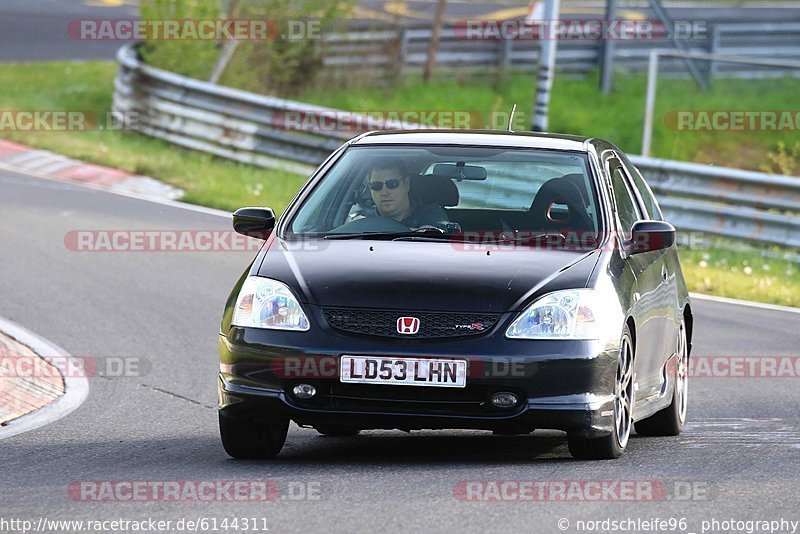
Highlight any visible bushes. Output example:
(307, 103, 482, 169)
(138, 0, 353, 95)
(760, 142, 800, 176)
(138, 0, 221, 79)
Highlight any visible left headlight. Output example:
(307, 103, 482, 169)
(506, 289, 599, 340)
(232, 276, 310, 331)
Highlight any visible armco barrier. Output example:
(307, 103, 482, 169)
(321, 22, 800, 79)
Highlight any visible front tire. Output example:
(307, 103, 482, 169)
(219, 412, 289, 459)
(568, 325, 634, 460)
(635, 319, 688, 436)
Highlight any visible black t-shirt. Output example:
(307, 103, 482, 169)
(362, 203, 450, 230)
(400, 203, 450, 229)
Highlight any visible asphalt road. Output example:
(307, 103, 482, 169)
(0, 0, 137, 62)
(1, 169, 799, 533)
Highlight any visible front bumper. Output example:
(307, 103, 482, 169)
(218, 324, 620, 438)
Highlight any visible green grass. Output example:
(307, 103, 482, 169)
(297, 72, 800, 174)
(1, 60, 798, 307)
(0, 62, 306, 214)
(681, 245, 800, 307)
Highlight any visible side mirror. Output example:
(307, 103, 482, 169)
(232, 207, 275, 240)
(627, 220, 675, 254)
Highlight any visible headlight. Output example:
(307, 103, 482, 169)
(232, 276, 310, 331)
(506, 289, 599, 340)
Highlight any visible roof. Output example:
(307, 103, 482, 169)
(351, 129, 593, 152)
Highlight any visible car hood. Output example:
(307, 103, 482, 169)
(257, 238, 600, 313)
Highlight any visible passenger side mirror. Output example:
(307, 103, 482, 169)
(232, 207, 276, 240)
(627, 220, 675, 254)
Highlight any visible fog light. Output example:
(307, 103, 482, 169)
(490, 392, 519, 408)
(293, 383, 316, 399)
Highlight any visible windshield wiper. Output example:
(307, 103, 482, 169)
(323, 231, 403, 240)
(323, 228, 452, 241)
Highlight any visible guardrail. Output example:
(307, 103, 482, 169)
(113, 43, 800, 249)
(321, 22, 800, 78)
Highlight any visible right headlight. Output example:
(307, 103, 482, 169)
(232, 276, 310, 331)
(505, 289, 599, 340)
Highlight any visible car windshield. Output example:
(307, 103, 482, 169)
(287, 145, 601, 245)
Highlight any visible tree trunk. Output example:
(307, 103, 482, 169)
(423, 0, 447, 82)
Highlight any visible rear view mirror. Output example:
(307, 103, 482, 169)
(628, 220, 676, 254)
(233, 207, 276, 239)
(432, 163, 487, 180)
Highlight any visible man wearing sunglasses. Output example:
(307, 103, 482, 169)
(366, 159, 449, 230)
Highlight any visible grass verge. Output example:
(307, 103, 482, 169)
(0, 61, 306, 214)
(297, 72, 799, 174)
(681, 245, 800, 307)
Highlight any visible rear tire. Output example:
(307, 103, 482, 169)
(635, 320, 688, 436)
(219, 413, 289, 459)
(568, 325, 634, 460)
(314, 426, 361, 437)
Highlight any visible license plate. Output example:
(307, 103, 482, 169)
(340, 356, 467, 388)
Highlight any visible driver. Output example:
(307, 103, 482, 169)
(366, 158, 450, 230)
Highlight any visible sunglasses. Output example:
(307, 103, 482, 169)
(368, 179, 402, 191)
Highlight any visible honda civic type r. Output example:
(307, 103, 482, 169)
(218, 130, 693, 460)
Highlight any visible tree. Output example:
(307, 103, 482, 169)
(423, 0, 448, 82)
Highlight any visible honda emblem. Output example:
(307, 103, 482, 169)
(397, 316, 420, 335)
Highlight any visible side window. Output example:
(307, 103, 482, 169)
(621, 156, 663, 221)
(610, 166, 641, 233)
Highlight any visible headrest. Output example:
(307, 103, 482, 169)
(410, 175, 459, 207)
(528, 177, 594, 232)
(530, 177, 584, 210)
(560, 173, 590, 206)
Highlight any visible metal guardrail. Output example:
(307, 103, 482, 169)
(113, 43, 800, 249)
(321, 22, 800, 78)
(628, 156, 800, 248)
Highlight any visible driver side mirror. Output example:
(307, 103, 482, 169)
(233, 207, 275, 240)
(627, 220, 675, 254)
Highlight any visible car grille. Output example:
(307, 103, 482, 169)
(322, 308, 500, 339)
(285, 382, 525, 418)
(326, 383, 492, 416)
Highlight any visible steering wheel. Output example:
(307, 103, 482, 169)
(414, 225, 446, 234)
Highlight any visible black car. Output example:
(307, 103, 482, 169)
(218, 130, 692, 460)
